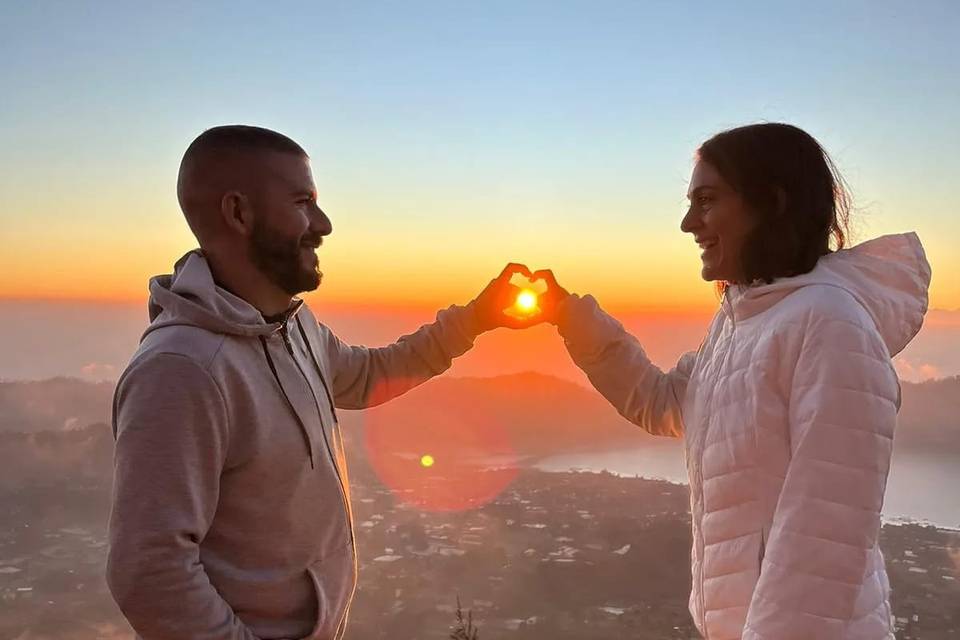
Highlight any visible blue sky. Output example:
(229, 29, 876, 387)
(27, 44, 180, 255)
(1, 0, 958, 308)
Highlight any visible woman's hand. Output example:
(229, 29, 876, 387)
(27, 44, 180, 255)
(531, 268, 571, 325)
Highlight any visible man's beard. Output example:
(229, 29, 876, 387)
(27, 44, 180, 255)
(249, 218, 322, 296)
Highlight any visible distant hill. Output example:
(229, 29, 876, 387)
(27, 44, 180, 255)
(1, 373, 958, 458)
(339, 371, 657, 461)
(0, 377, 114, 433)
(0, 423, 114, 489)
(896, 376, 960, 453)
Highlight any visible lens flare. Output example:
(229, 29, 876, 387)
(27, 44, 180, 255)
(363, 378, 520, 513)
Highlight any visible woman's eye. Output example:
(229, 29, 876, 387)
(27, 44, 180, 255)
(698, 196, 713, 207)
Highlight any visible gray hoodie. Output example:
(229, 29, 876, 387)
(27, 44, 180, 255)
(107, 250, 483, 640)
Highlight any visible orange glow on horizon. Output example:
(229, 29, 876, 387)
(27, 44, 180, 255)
(0, 292, 725, 323)
(2, 237, 954, 318)
(1, 167, 958, 315)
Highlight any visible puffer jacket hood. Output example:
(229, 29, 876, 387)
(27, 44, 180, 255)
(728, 232, 931, 356)
(145, 249, 299, 338)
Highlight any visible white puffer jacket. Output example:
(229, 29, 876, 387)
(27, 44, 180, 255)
(557, 233, 931, 639)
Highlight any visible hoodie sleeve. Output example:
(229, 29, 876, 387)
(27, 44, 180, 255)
(743, 293, 899, 640)
(556, 294, 693, 438)
(323, 303, 483, 410)
(107, 353, 258, 640)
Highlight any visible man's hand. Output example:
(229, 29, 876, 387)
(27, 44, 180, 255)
(472, 263, 535, 331)
(472, 263, 571, 331)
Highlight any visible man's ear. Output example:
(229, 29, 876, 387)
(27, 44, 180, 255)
(220, 191, 254, 236)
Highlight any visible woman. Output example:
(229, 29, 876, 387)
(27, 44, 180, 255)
(535, 123, 931, 639)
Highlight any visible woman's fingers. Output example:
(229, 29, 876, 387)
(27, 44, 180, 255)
(531, 269, 569, 298)
(531, 268, 558, 287)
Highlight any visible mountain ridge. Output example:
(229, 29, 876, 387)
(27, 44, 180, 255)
(1, 374, 957, 456)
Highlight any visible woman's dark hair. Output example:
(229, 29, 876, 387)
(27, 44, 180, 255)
(698, 123, 851, 285)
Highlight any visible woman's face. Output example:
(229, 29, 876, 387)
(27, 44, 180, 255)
(681, 159, 755, 283)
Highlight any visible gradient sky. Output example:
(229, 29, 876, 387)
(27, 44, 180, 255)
(1, 1, 958, 312)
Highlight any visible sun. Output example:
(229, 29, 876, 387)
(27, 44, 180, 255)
(420, 454, 435, 468)
(515, 289, 538, 312)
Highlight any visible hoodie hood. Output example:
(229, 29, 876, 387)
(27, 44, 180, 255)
(144, 250, 301, 340)
(728, 232, 931, 356)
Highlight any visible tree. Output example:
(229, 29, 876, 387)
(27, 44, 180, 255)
(450, 596, 479, 640)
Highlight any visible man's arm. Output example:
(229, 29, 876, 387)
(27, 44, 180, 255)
(107, 353, 258, 640)
(322, 263, 532, 410)
(323, 302, 483, 409)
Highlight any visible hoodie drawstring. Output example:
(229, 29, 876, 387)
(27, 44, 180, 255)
(294, 317, 354, 499)
(259, 335, 316, 470)
(295, 315, 340, 422)
(262, 319, 354, 542)
(292, 315, 357, 559)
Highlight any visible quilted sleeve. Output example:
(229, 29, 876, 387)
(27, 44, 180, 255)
(556, 293, 696, 438)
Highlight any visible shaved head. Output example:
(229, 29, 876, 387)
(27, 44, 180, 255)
(177, 125, 308, 245)
(175, 125, 333, 300)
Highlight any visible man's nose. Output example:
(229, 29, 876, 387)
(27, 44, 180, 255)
(313, 204, 333, 236)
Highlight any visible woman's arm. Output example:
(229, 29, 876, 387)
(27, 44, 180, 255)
(743, 292, 899, 639)
(556, 293, 695, 438)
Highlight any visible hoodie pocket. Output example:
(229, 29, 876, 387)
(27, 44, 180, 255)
(305, 543, 357, 640)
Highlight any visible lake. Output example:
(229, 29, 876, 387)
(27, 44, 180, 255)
(537, 444, 960, 529)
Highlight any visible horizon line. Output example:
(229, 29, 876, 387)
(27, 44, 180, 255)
(2, 370, 958, 387)
(0, 293, 729, 317)
(2, 294, 957, 317)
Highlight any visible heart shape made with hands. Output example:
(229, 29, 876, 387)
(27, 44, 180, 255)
(502, 271, 549, 320)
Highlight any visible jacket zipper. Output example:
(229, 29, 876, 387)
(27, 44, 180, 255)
(279, 323, 356, 552)
(695, 291, 738, 638)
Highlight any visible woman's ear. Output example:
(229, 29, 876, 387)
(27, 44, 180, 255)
(774, 186, 787, 216)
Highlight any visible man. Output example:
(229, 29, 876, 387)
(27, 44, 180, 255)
(106, 125, 546, 639)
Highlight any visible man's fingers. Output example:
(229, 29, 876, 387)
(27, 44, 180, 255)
(499, 262, 533, 280)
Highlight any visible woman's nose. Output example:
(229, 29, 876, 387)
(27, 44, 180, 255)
(680, 206, 701, 233)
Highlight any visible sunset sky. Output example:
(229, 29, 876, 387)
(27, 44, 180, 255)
(2, 2, 958, 320)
